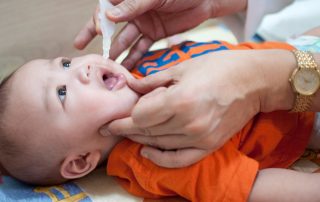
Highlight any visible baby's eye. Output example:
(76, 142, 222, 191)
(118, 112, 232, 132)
(57, 85, 67, 104)
(62, 58, 71, 69)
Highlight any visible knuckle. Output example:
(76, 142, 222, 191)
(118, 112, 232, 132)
(143, 128, 152, 136)
(130, 45, 144, 57)
(158, 86, 167, 91)
(118, 35, 132, 49)
(185, 121, 208, 135)
(144, 137, 156, 147)
(149, 138, 163, 149)
(174, 92, 195, 112)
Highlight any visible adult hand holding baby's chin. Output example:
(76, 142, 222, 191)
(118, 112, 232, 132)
(74, 0, 247, 68)
(100, 50, 296, 168)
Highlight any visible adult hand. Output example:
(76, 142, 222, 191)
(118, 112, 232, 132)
(74, 0, 247, 68)
(100, 50, 296, 168)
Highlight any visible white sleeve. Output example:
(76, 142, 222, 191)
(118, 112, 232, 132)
(257, 0, 320, 41)
(220, 0, 293, 41)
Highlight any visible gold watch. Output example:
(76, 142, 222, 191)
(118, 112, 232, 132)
(289, 50, 320, 112)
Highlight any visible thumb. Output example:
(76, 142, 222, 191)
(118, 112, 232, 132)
(127, 69, 175, 94)
(106, 0, 160, 22)
(141, 146, 210, 168)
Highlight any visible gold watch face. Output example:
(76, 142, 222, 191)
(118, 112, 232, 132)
(292, 68, 320, 95)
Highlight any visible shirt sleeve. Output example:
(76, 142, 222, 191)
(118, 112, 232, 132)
(220, 0, 293, 41)
(107, 139, 259, 202)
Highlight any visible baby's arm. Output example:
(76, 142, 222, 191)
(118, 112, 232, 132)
(248, 168, 320, 202)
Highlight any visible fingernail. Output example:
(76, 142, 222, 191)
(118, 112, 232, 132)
(100, 127, 111, 136)
(95, 24, 102, 35)
(141, 151, 149, 159)
(109, 8, 122, 17)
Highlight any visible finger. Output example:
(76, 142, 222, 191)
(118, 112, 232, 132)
(106, 0, 160, 22)
(134, 113, 186, 135)
(127, 68, 175, 94)
(128, 134, 191, 150)
(132, 87, 175, 127)
(109, 22, 140, 60)
(74, 17, 98, 50)
(106, 102, 187, 136)
(100, 117, 144, 136)
(141, 147, 210, 168)
(101, 88, 176, 136)
(121, 35, 153, 69)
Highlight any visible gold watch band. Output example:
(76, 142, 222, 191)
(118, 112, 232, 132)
(293, 50, 318, 70)
(290, 50, 319, 112)
(291, 94, 313, 112)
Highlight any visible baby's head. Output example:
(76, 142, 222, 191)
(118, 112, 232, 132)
(0, 54, 139, 185)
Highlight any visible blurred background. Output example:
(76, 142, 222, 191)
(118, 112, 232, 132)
(2, 0, 318, 77)
(0, 0, 236, 77)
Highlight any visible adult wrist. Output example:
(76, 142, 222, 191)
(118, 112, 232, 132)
(289, 51, 320, 112)
(258, 50, 297, 112)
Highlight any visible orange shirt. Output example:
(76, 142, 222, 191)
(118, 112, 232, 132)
(107, 41, 315, 202)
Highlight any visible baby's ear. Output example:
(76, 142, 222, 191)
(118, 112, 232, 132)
(60, 150, 101, 180)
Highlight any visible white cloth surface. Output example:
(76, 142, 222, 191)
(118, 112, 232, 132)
(257, 0, 320, 41)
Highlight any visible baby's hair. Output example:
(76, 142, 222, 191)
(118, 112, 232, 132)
(0, 75, 16, 158)
(0, 72, 64, 185)
(0, 75, 19, 179)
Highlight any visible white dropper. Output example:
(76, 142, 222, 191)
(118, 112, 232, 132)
(99, 0, 116, 58)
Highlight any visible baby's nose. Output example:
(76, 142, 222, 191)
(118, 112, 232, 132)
(77, 65, 91, 84)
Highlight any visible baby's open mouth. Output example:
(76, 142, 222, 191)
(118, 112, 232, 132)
(102, 73, 126, 91)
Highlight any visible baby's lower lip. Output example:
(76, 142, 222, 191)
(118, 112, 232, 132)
(103, 73, 126, 91)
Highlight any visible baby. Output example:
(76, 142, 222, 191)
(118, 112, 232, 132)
(0, 54, 138, 185)
(1, 34, 320, 201)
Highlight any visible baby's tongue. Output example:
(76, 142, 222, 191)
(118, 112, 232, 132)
(104, 76, 118, 90)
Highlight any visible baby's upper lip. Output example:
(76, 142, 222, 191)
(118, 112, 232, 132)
(97, 65, 127, 91)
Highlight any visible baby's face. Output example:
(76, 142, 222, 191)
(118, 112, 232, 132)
(7, 54, 139, 160)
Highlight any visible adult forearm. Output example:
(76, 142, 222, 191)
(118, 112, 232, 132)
(258, 50, 296, 112)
